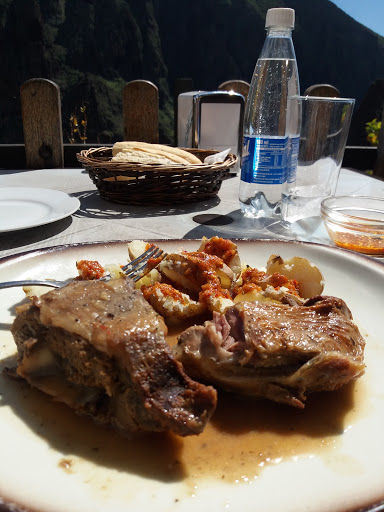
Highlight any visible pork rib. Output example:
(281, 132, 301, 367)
(176, 296, 365, 408)
(10, 277, 217, 436)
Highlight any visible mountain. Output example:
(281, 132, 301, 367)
(1, 0, 384, 145)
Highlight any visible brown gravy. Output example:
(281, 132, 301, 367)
(179, 380, 361, 482)
(165, 325, 365, 482)
(2, 324, 367, 488)
(45, 376, 364, 485)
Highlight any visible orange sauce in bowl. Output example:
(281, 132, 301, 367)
(326, 230, 384, 256)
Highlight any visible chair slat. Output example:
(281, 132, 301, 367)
(20, 78, 64, 168)
(218, 80, 250, 102)
(304, 84, 341, 98)
(122, 80, 159, 143)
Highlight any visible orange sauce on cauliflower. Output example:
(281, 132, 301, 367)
(76, 260, 105, 280)
(234, 267, 300, 297)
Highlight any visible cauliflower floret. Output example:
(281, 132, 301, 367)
(206, 295, 234, 314)
(104, 263, 124, 280)
(135, 269, 160, 288)
(233, 289, 278, 304)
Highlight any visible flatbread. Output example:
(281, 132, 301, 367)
(111, 150, 176, 165)
(112, 141, 202, 165)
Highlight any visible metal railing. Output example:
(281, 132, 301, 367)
(0, 78, 382, 179)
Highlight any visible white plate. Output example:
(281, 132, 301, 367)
(0, 239, 384, 512)
(0, 187, 80, 232)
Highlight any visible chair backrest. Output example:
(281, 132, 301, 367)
(122, 80, 159, 143)
(20, 78, 64, 168)
(304, 84, 341, 98)
(218, 80, 250, 102)
(19, 78, 256, 167)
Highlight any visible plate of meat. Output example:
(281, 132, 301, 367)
(0, 238, 383, 512)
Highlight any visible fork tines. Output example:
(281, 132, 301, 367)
(122, 245, 165, 282)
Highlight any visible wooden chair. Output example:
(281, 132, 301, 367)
(122, 80, 159, 143)
(20, 78, 64, 168)
(218, 80, 250, 102)
(304, 84, 340, 98)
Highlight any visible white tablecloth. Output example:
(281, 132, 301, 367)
(1, 167, 383, 259)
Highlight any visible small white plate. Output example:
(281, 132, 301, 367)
(0, 239, 384, 512)
(0, 187, 80, 232)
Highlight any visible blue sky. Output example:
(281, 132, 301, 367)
(330, 0, 384, 37)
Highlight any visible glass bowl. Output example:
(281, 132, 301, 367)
(320, 195, 384, 256)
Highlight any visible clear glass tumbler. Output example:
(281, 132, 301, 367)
(282, 95, 355, 225)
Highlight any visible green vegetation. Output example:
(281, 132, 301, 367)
(68, 103, 88, 144)
(365, 118, 381, 146)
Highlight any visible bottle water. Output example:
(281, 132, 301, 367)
(239, 8, 300, 218)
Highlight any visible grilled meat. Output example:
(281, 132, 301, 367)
(176, 296, 365, 408)
(11, 277, 217, 436)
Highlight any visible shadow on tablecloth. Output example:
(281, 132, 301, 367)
(72, 190, 221, 219)
(184, 209, 330, 244)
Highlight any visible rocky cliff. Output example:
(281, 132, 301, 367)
(1, 0, 384, 145)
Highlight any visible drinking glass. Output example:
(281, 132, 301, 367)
(282, 95, 355, 225)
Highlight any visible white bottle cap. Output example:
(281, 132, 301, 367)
(265, 8, 295, 29)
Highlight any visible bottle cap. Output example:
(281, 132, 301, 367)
(265, 8, 295, 29)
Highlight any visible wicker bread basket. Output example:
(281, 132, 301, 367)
(76, 147, 237, 205)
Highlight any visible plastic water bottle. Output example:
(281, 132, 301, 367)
(239, 8, 300, 218)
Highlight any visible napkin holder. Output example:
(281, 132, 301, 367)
(177, 90, 245, 173)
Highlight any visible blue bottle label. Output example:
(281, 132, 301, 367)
(287, 135, 300, 184)
(241, 136, 288, 185)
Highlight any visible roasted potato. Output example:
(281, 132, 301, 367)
(127, 239, 161, 288)
(23, 285, 51, 299)
(127, 239, 151, 261)
(198, 236, 242, 279)
(141, 283, 206, 324)
(266, 254, 324, 299)
(158, 252, 234, 294)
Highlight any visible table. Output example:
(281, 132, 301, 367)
(1, 167, 384, 259)
(1, 167, 384, 512)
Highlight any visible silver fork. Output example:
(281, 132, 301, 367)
(0, 245, 166, 290)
